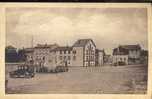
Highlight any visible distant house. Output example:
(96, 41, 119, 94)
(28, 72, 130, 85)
(95, 49, 105, 66)
(113, 44, 141, 65)
(33, 44, 58, 72)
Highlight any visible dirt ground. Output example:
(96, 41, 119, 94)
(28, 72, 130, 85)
(6, 65, 147, 94)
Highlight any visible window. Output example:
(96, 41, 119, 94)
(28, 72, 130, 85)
(92, 56, 94, 61)
(124, 58, 126, 61)
(64, 56, 66, 60)
(43, 57, 45, 60)
(64, 50, 66, 54)
(59, 56, 62, 60)
(68, 50, 71, 54)
(73, 56, 76, 60)
(86, 50, 89, 55)
(120, 58, 122, 61)
(86, 56, 88, 61)
(60, 51, 62, 54)
(73, 50, 76, 54)
(68, 56, 71, 60)
(92, 50, 94, 55)
(90, 56, 92, 61)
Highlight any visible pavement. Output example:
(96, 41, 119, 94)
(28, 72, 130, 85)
(6, 65, 147, 94)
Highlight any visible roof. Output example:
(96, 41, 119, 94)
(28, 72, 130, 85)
(6, 45, 16, 50)
(73, 39, 96, 47)
(113, 48, 128, 55)
(96, 49, 105, 53)
(52, 46, 73, 51)
(113, 44, 141, 55)
(119, 45, 141, 50)
(24, 48, 34, 53)
(35, 44, 58, 49)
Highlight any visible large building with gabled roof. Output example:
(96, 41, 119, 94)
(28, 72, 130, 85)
(25, 39, 105, 71)
(45, 39, 97, 68)
(112, 44, 142, 65)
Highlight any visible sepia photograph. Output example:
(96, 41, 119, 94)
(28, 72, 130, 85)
(4, 4, 149, 94)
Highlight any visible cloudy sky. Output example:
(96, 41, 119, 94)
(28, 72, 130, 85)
(6, 7, 147, 54)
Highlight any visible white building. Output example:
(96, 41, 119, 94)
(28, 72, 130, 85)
(44, 46, 73, 70)
(112, 45, 141, 65)
(44, 39, 96, 69)
(113, 55, 128, 65)
(33, 44, 58, 71)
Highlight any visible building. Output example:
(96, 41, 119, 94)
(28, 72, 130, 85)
(43, 39, 96, 69)
(112, 48, 128, 65)
(95, 49, 105, 66)
(44, 46, 73, 70)
(113, 44, 141, 65)
(104, 54, 113, 65)
(72, 39, 96, 67)
(24, 39, 105, 71)
(33, 44, 58, 71)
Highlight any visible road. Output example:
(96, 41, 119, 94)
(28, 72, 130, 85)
(6, 65, 147, 94)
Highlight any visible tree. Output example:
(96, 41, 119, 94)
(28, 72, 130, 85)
(5, 45, 19, 62)
(18, 48, 26, 62)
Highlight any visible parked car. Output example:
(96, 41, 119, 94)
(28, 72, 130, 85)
(113, 61, 126, 66)
(9, 65, 35, 78)
(39, 67, 48, 73)
(50, 66, 68, 73)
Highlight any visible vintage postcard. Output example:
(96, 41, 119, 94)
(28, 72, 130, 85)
(0, 3, 151, 99)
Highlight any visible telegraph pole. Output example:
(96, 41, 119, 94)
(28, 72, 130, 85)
(31, 35, 33, 48)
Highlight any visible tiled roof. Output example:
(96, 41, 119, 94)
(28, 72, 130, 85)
(73, 39, 96, 47)
(52, 46, 72, 51)
(119, 45, 141, 50)
(35, 44, 58, 49)
(113, 48, 128, 55)
(113, 44, 141, 55)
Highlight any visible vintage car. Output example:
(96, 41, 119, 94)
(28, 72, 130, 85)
(9, 65, 35, 78)
(114, 61, 126, 66)
(50, 66, 68, 73)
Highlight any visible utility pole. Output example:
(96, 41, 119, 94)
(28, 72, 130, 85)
(31, 35, 34, 48)
(31, 35, 34, 64)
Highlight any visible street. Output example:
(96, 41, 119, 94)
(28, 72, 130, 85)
(6, 65, 147, 94)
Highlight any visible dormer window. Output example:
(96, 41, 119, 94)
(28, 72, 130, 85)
(68, 50, 71, 54)
(73, 50, 76, 54)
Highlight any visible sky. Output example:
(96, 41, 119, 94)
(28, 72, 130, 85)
(6, 7, 148, 54)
